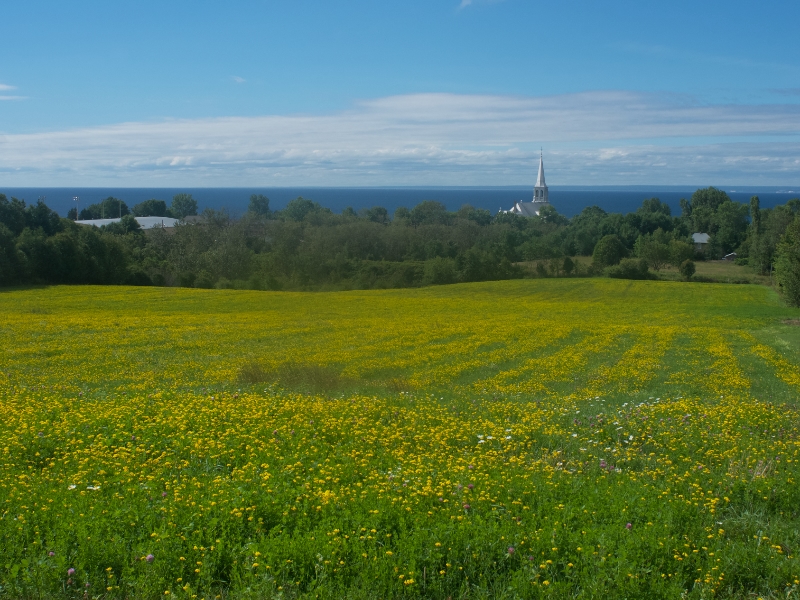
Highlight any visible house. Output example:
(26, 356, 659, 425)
(692, 233, 710, 251)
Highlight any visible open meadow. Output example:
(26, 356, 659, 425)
(1, 279, 800, 599)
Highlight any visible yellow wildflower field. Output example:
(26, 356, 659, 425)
(1, 279, 799, 599)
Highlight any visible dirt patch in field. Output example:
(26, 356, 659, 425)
(237, 361, 414, 394)
(238, 361, 346, 392)
(783, 319, 800, 326)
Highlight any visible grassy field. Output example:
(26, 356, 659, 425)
(1, 279, 799, 599)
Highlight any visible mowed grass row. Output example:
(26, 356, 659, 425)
(1, 279, 799, 599)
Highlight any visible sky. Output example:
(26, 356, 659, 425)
(1, 0, 799, 186)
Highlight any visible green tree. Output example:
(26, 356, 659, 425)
(410, 200, 449, 227)
(393, 206, 411, 224)
(713, 200, 749, 254)
(103, 214, 142, 235)
(133, 199, 169, 217)
(248, 194, 271, 217)
(26, 200, 64, 236)
(0, 194, 27, 235)
(170, 193, 198, 219)
(592, 234, 626, 268)
(689, 188, 732, 235)
(750, 204, 798, 274)
(668, 239, 694, 267)
(750, 196, 761, 235)
(690, 187, 730, 212)
(775, 215, 800, 306)
(79, 197, 129, 220)
(679, 259, 696, 280)
(456, 205, 492, 226)
(362, 206, 389, 224)
(634, 230, 670, 271)
(281, 197, 322, 222)
(0, 223, 23, 285)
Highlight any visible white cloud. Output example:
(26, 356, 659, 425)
(458, 0, 504, 9)
(0, 95, 26, 101)
(0, 84, 16, 91)
(1, 91, 799, 185)
(231, 76, 246, 84)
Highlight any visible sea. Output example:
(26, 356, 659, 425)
(2, 186, 798, 219)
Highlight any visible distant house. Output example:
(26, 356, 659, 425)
(692, 233, 710, 251)
(75, 216, 180, 230)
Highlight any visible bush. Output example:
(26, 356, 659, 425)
(423, 256, 457, 285)
(562, 256, 575, 276)
(606, 258, 650, 280)
(592, 234, 626, 268)
(194, 270, 214, 289)
(679, 259, 696, 280)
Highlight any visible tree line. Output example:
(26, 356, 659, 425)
(2, 188, 800, 305)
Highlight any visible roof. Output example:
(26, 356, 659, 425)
(508, 201, 549, 217)
(692, 233, 711, 244)
(76, 216, 180, 230)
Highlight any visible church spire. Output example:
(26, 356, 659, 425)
(535, 150, 546, 187)
(532, 151, 549, 204)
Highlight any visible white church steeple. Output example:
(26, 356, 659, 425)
(533, 151, 548, 204)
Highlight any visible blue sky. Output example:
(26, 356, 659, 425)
(1, 0, 799, 186)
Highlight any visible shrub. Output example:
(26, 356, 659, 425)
(606, 258, 650, 280)
(194, 270, 214, 289)
(423, 256, 457, 285)
(679, 259, 696, 280)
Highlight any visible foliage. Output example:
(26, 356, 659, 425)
(750, 202, 799, 275)
(592, 234, 626, 268)
(281, 197, 328, 222)
(605, 257, 651, 279)
(680, 259, 696, 280)
(78, 196, 130, 220)
(634, 229, 671, 271)
(247, 194, 271, 217)
(170, 193, 198, 219)
(103, 214, 142, 236)
(775, 215, 800, 306)
(1, 280, 799, 598)
(133, 198, 169, 217)
(4, 191, 800, 291)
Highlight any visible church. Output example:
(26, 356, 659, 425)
(501, 152, 551, 217)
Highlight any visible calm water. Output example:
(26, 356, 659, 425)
(3, 186, 798, 219)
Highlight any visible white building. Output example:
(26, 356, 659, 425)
(692, 232, 710, 251)
(502, 152, 551, 217)
(75, 216, 180, 230)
